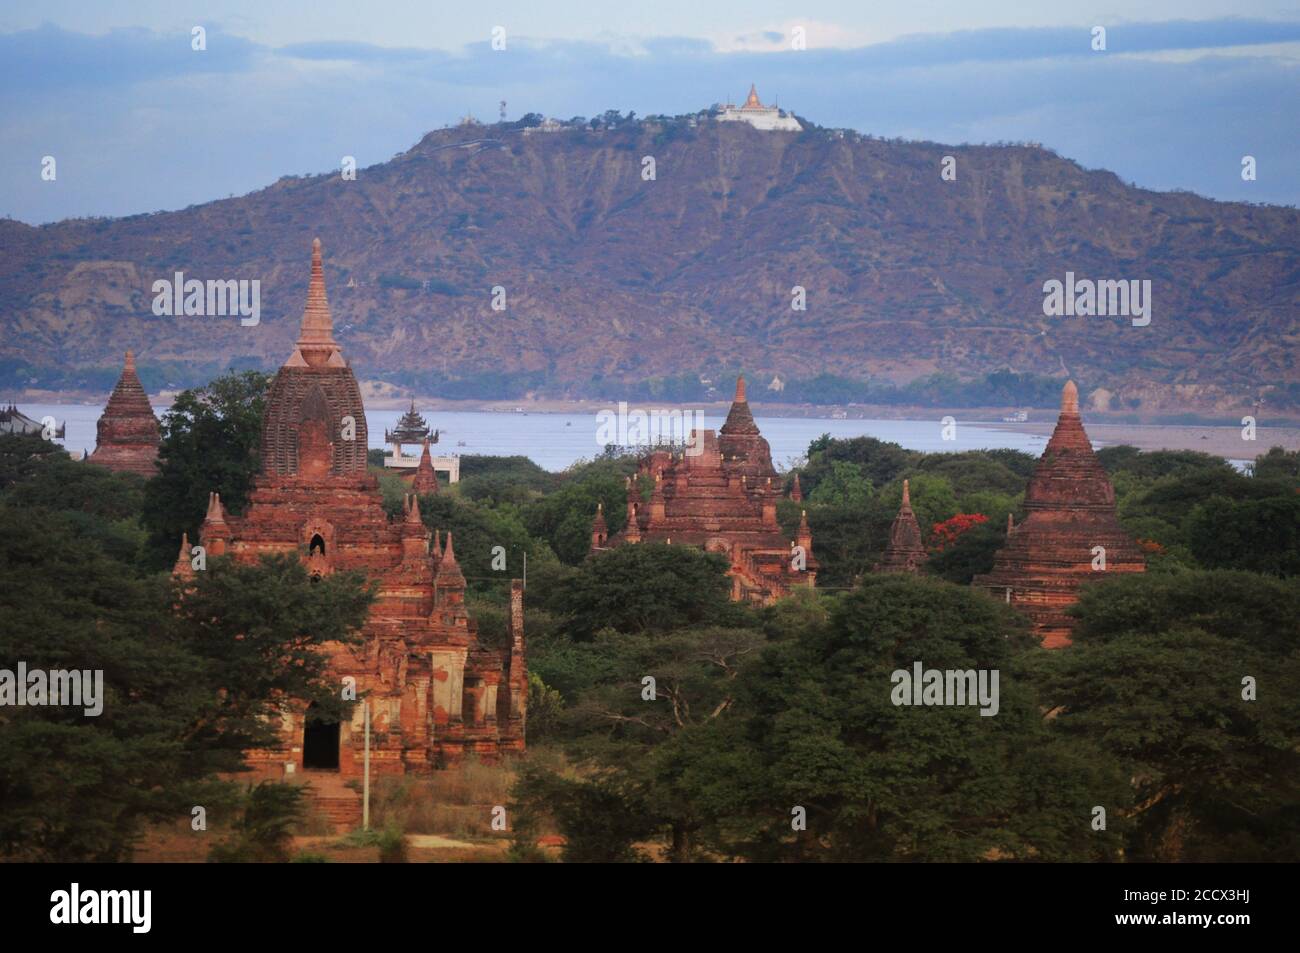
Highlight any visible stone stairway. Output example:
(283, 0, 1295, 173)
(299, 770, 363, 833)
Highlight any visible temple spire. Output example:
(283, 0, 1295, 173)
(288, 238, 343, 368)
(874, 481, 927, 574)
(412, 437, 439, 495)
(721, 374, 760, 436)
(173, 532, 193, 578)
(205, 491, 226, 524)
(1062, 380, 1079, 415)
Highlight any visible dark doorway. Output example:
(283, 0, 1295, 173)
(302, 703, 340, 770)
(309, 534, 326, 556)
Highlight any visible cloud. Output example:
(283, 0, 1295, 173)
(0, 22, 261, 93)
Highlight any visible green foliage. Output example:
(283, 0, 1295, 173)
(1035, 570, 1300, 861)
(538, 543, 742, 640)
(697, 576, 1126, 861)
(208, 782, 307, 863)
(925, 519, 1004, 584)
(377, 824, 409, 863)
(0, 444, 148, 567)
(1185, 495, 1300, 576)
(0, 432, 67, 491)
(881, 473, 959, 536)
(526, 672, 566, 743)
(806, 460, 873, 508)
(511, 762, 655, 862)
(915, 451, 1033, 499)
(416, 493, 539, 593)
(1252, 445, 1300, 480)
(141, 370, 271, 569)
(0, 500, 372, 861)
(521, 456, 635, 565)
(802, 434, 917, 493)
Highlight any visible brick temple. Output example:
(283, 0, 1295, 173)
(88, 350, 160, 477)
(597, 376, 816, 603)
(183, 239, 525, 775)
(974, 380, 1145, 647)
(874, 479, 929, 574)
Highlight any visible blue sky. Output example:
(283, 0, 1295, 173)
(1, 2, 1297, 223)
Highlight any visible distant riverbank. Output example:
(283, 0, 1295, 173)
(23, 401, 1296, 472)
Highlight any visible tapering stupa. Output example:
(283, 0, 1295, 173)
(88, 350, 160, 476)
(410, 437, 440, 495)
(188, 239, 525, 779)
(601, 376, 815, 603)
(874, 479, 928, 574)
(973, 381, 1144, 647)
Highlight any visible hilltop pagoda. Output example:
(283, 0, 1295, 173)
(187, 239, 525, 775)
(874, 479, 929, 574)
(973, 381, 1144, 647)
(599, 376, 815, 604)
(88, 351, 160, 476)
(717, 84, 803, 131)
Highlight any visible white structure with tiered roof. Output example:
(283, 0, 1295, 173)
(717, 85, 802, 132)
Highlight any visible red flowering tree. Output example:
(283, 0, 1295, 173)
(930, 513, 988, 552)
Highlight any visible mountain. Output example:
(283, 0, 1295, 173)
(2, 114, 1298, 411)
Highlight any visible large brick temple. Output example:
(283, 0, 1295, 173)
(974, 380, 1144, 647)
(184, 239, 525, 775)
(597, 376, 816, 603)
(88, 350, 160, 476)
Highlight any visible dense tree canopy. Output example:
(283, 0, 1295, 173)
(141, 370, 271, 569)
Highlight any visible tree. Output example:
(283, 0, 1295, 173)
(141, 370, 271, 569)
(925, 516, 1001, 585)
(880, 473, 959, 537)
(807, 460, 873, 509)
(0, 502, 373, 861)
(1186, 495, 1300, 576)
(1252, 446, 1300, 480)
(513, 625, 766, 861)
(801, 435, 917, 495)
(541, 543, 743, 641)
(680, 575, 1127, 861)
(1034, 571, 1300, 861)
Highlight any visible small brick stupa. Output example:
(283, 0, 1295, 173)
(601, 376, 815, 604)
(88, 350, 160, 476)
(409, 437, 440, 495)
(974, 380, 1144, 647)
(187, 239, 525, 774)
(874, 479, 928, 574)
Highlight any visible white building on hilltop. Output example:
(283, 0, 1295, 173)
(716, 84, 802, 132)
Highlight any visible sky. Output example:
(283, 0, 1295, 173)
(1, 1, 1298, 223)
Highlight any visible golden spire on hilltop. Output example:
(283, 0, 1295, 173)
(744, 84, 761, 108)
